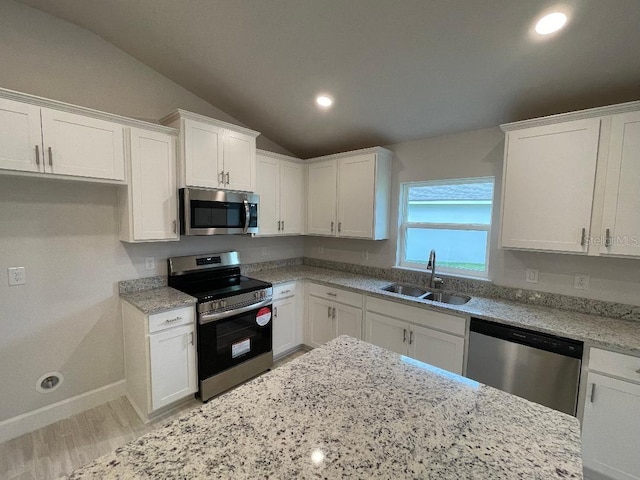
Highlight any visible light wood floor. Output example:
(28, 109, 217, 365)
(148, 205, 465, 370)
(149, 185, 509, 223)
(0, 349, 307, 480)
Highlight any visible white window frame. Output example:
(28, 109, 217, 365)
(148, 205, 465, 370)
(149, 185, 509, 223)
(398, 176, 494, 279)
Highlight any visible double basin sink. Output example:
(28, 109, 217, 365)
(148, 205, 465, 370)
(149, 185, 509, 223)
(382, 283, 471, 305)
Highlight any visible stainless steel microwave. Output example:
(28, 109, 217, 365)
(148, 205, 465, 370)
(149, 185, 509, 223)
(179, 188, 259, 235)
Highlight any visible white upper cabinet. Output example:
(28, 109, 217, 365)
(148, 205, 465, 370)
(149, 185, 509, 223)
(119, 127, 179, 243)
(500, 101, 640, 256)
(500, 118, 601, 253)
(0, 98, 42, 173)
(255, 150, 304, 236)
(599, 111, 640, 257)
(40, 108, 125, 181)
(307, 147, 392, 240)
(0, 91, 128, 183)
(161, 110, 259, 192)
(307, 159, 338, 236)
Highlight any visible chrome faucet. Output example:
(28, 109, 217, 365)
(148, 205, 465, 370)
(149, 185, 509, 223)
(427, 249, 444, 290)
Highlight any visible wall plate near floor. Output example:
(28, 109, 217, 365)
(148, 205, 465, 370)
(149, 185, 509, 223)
(525, 268, 539, 284)
(144, 257, 155, 271)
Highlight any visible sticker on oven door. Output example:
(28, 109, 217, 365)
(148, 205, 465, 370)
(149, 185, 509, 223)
(256, 307, 272, 326)
(232, 338, 251, 358)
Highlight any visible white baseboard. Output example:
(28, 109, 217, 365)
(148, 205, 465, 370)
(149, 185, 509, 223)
(0, 380, 126, 443)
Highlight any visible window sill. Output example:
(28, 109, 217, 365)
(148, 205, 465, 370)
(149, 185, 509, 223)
(392, 265, 493, 283)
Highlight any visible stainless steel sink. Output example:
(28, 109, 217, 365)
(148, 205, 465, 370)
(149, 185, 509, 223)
(382, 283, 428, 297)
(423, 292, 471, 305)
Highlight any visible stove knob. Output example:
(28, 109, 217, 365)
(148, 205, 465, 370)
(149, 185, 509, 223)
(261, 290, 266, 299)
(220, 299, 227, 309)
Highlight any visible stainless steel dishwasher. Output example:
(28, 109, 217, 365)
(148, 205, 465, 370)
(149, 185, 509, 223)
(466, 318, 583, 416)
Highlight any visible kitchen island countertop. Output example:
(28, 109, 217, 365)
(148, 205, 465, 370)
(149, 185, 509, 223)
(66, 336, 582, 479)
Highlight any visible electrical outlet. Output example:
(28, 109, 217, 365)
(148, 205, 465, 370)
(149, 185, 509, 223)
(574, 273, 590, 290)
(144, 257, 155, 271)
(525, 268, 539, 284)
(8, 267, 26, 286)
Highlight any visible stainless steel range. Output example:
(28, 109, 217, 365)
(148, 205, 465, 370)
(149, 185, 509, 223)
(168, 251, 273, 402)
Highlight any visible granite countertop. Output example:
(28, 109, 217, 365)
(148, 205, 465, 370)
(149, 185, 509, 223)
(65, 336, 582, 479)
(250, 266, 640, 355)
(120, 287, 196, 315)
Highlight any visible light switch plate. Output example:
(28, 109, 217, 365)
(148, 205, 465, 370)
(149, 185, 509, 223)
(574, 273, 590, 290)
(525, 268, 539, 284)
(144, 257, 155, 271)
(8, 267, 26, 286)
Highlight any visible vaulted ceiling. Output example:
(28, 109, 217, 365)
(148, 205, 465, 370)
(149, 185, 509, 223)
(17, 0, 640, 158)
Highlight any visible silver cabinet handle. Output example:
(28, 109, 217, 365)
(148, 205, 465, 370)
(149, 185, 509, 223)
(327, 306, 332, 318)
(409, 330, 414, 345)
(219, 171, 225, 184)
(326, 292, 337, 297)
(403, 329, 407, 343)
(48, 147, 53, 166)
(165, 316, 182, 324)
(274, 306, 278, 317)
(338, 222, 342, 233)
(277, 220, 281, 231)
(281, 220, 285, 230)
(173, 220, 177, 234)
(332, 307, 336, 319)
(281, 289, 291, 294)
(589, 383, 596, 403)
(35, 145, 40, 165)
(226, 172, 230, 185)
(330, 221, 334, 233)
(580, 227, 587, 247)
(189, 332, 194, 345)
(605, 228, 612, 248)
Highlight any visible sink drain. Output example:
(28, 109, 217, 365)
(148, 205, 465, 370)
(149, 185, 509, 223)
(36, 372, 63, 393)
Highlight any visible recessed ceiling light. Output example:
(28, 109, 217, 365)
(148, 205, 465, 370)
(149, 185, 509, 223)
(315, 95, 333, 108)
(535, 12, 567, 35)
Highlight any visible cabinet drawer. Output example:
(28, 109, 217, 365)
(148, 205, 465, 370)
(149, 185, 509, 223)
(148, 306, 195, 333)
(367, 296, 466, 337)
(589, 348, 640, 382)
(273, 282, 297, 300)
(307, 282, 363, 308)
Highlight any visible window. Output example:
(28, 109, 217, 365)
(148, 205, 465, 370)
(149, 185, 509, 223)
(399, 177, 494, 278)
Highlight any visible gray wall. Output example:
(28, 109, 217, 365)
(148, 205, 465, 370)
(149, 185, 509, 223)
(0, 0, 299, 423)
(304, 127, 640, 306)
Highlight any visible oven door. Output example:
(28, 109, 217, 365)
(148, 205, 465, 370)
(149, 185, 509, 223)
(197, 303, 272, 380)
(180, 188, 258, 235)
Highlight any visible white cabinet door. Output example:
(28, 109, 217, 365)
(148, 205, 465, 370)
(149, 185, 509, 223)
(365, 312, 407, 356)
(334, 303, 362, 340)
(256, 154, 280, 236)
(600, 111, 640, 257)
(307, 159, 337, 236)
(183, 118, 223, 188)
(409, 324, 465, 375)
(280, 160, 304, 235)
(223, 129, 255, 192)
(40, 108, 125, 181)
(149, 324, 197, 411)
(307, 295, 335, 348)
(338, 154, 375, 238)
(0, 98, 43, 173)
(501, 118, 600, 253)
(273, 296, 297, 357)
(128, 128, 178, 241)
(582, 372, 640, 480)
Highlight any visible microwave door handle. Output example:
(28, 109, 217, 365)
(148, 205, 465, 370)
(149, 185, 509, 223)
(243, 199, 250, 233)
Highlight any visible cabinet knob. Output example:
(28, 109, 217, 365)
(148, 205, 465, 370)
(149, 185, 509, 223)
(338, 222, 342, 233)
(403, 328, 407, 343)
(326, 292, 337, 297)
(219, 171, 225, 184)
(580, 227, 587, 247)
(327, 306, 332, 318)
(330, 221, 334, 233)
(225, 172, 230, 185)
(48, 147, 53, 166)
(173, 220, 177, 234)
(35, 145, 40, 165)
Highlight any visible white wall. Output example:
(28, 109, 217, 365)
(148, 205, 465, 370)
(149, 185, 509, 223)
(304, 127, 640, 306)
(0, 0, 299, 424)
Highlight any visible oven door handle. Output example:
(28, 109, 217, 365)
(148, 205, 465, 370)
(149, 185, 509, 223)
(243, 199, 250, 233)
(199, 298, 272, 325)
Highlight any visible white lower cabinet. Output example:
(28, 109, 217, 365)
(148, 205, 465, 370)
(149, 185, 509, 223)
(365, 297, 466, 375)
(305, 283, 363, 348)
(122, 302, 197, 423)
(272, 282, 302, 357)
(582, 349, 640, 480)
